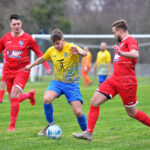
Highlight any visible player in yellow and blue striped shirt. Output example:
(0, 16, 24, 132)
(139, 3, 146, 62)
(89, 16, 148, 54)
(91, 42, 111, 86)
(25, 29, 87, 136)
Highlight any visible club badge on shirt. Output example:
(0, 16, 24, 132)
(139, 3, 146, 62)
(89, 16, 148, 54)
(19, 41, 24, 46)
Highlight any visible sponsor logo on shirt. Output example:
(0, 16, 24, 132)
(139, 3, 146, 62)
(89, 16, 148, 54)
(120, 43, 124, 47)
(52, 55, 56, 57)
(19, 41, 24, 46)
(113, 53, 121, 61)
(64, 52, 68, 57)
(7, 50, 22, 58)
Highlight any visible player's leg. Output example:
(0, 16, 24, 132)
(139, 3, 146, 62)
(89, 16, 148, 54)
(125, 106, 150, 126)
(0, 67, 6, 103)
(72, 91, 108, 140)
(81, 70, 88, 87)
(119, 84, 150, 126)
(14, 70, 35, 105)
(85, 70, 92, 86)
(38, 80, 61, 136)
(0, 80, 6, 103)
(71, 101, 87, 131)
(8, 85, 22, 131)
(72, 77, 116, 140)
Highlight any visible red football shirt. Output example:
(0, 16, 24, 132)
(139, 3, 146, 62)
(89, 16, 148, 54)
(0, 32, 48, 70)
(112, 36, 138, 83)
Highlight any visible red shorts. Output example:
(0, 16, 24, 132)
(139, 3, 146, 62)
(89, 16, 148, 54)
(4, 69, 30, 93)
(98, 77, 137, 107)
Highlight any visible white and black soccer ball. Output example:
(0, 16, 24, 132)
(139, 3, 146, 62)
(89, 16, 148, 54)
(46, 125, 62, 139)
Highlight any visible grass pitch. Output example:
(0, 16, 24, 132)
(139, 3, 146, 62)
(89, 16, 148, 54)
(0, 77, 150, 150)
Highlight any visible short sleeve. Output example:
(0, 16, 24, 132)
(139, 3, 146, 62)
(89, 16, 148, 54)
(43, 48, 52, 60)
(127, 37, 138, 51)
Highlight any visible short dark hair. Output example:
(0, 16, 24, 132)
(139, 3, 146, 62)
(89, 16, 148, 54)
(10, 14, 21, 21)
(50, 29, 64, 43)
(112, 19, 128, 31)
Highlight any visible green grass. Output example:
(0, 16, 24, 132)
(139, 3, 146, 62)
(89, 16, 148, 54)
(0, 77, 150, 150)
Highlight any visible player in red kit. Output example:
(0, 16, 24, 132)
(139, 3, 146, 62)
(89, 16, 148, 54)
(0, 14, 51, 131)
(0, 50, 7, 103)
(73, 19, 150, 140)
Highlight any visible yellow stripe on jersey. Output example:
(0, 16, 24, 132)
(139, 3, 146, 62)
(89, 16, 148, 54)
(43, 42, 82, 83)
(96, 49, 111, 75)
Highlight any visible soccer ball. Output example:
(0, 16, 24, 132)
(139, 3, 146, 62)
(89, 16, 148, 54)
(46, 125, 62, 139)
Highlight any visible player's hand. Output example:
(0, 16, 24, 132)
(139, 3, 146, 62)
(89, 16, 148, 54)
(70, 46, 79, 55)
(24, 64, 32, 71)
(46, 69, 52, 75)
(112, 45, 123, 56)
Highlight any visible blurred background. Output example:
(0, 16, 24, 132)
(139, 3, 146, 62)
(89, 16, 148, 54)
(0, 0, 150, 78)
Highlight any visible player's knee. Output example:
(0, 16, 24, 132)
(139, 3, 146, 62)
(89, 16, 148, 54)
(74, 109, 82, 117)
(10, 92, 18, 99)
(43, 95, 53, 104)
(127, 111, 136, 118)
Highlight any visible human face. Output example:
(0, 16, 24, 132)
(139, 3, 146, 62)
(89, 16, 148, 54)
(10, 19, 22, 35)
(53, 39, 65, 51)
(100, 43, 106, 51)
(112, 26, 122, 42)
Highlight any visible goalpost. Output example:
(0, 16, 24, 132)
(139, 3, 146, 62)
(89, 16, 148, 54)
(30, 34, 150, 82)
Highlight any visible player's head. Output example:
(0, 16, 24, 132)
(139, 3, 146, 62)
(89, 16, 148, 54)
(83, 46, 88, 52)
(100, 42, 107, 51)
(112, 19, 128, 42)
(10, 14, 22, 35)
(50, 29, 65, 51)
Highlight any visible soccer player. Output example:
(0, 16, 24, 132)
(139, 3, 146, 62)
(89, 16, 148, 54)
(81, 46, 92, 87)
(25, 29, 87, 136)
(0, 50, 6, 103)
(91, 42, 111, 86)
(0, 14, 51, 131)
(72, 19, 150, 141)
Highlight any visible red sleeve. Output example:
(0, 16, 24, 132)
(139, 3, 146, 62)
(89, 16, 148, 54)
(29, 35, 50, 70)
(0, 36, 5, 53)
(127, 37, 138, 51)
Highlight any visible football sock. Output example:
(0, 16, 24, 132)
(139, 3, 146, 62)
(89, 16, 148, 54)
(19, 92, 31, 103)
(10, 98, 20, 128)
(77, 113, 87, 131)
(0, 89, 5, 102)
(134, 110, 150, 126)
(44, 103, 54, 124)
(87, 105, 100, 133)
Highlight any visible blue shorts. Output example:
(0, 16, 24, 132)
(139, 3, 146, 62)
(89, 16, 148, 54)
(98, 75, 107, 83)
(46, 80, 83, 104)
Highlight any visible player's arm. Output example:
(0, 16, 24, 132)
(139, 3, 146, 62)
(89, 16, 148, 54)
(113, 45, 139, 59)
(91, 61, 97, 73)
(0, 37, 5, 53)
(29, 36, 51, 72)
(70, 46, 87, 57)
(25, 56, 45, 70)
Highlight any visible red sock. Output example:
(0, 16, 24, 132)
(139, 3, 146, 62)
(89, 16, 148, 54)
(10, 98, 20, 128)
(134, 110, 150, 126)
(19, 92, 31, 103)
(0, 90, 5, 102)
(87, 105, 100, 133)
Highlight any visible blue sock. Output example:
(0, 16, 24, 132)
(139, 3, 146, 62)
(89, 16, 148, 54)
(44, 103, 54, 124)
(77, 114, 87, 131)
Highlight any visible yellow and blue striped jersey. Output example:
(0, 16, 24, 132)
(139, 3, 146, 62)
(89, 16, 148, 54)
(96, 49, 111, 75)
(43, 42, 82, 83)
